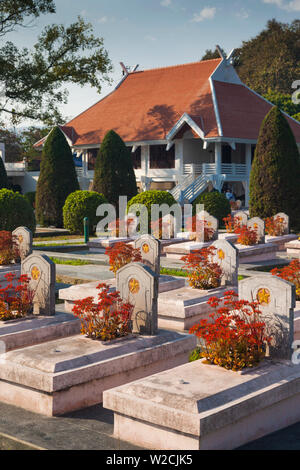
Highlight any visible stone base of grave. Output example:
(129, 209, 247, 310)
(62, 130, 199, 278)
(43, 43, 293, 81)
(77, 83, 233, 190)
(59, 276, 186, 313)
(0, 330, 195, 416)
(235, 243, 277, 263)
(164, 241, 213, 259)
(158, 285, 237, 331)
(285, 239, 300, 257)
(218, 233, 238, 243)
(103, 359, 300, 450)
(0, 309, 80, 352)
(88, 237, 135, 251)
(265, 234, 298, 251)
(0, 264, 21, 288)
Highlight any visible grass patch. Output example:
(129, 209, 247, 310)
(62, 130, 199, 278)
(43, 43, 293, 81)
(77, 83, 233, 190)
(160, 267, 189, 277)
(34, 241, 86, 247)
(49, 257, 92, 266)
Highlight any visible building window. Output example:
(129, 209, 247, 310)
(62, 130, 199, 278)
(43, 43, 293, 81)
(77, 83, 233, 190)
(222, 145, 232, 164)
(149, 145, 175, 169)
(87, 148, 99, 170)
(127, 146, 141, 169)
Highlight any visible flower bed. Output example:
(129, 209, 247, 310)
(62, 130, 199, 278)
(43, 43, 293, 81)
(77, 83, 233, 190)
(185, 216, 215, 242)
(223, 214, 243, 234)
(189, 290, 271, 371)
(181, 246, 223, 290)
(105, 242, 142, 275)
(0, 273, 34, 321)
(265, 216, 286, 237)
(0, 231, 20, 265)
(72, 282, 134, 341)
(236, 225, 258, 246)
(271, 259, 300, 300)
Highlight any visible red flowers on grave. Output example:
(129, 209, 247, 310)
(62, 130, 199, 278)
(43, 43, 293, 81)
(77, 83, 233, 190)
(223, 214, 243, 234)
(0, 273, 35, 321)
(185, 216, 215, 242)
(265, 216, 286, 237)
(0, 231, 20, 265)
(72, 282, 134, 341)
(181, 246, 223, 290)
(236, 225, 258, 246)
(189, 291, 271, 371)
(271, 260, 300, 300)
(105, 242, 142, 275)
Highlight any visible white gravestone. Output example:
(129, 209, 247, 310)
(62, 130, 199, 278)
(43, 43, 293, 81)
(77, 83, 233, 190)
(233, 211, 248, 227)
(247, 217, 265, 244)
(12, 226, 32, 261)
(116, 262, 158, 336)
(239, 275, 295, 360)
(211, 239, 239, 286)
(21, 254, 56, 316)
(196, 210, 218, 242)
(134, 234, 161, 276)
(274, 213, 289, 235)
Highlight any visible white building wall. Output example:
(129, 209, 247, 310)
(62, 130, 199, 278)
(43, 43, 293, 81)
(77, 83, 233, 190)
(21, 172, 39, 193)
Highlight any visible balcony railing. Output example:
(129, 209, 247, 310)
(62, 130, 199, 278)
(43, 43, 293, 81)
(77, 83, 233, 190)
(5, 161, 27, 174)
(183, 163, 247, 178)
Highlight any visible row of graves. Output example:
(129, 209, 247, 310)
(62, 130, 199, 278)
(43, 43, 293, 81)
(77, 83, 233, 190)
(0, 225, 300, 449)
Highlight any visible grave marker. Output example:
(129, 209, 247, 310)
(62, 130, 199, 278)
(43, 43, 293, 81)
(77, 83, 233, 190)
(211, 239, 239, 286)
(247, 217, 265, 244)
(134, 234, 161, 276)
(21, 254, 56, 316)
(239, 275, 295, 359)
(12, 226, 32, 261)
(116, 262, 158, 335)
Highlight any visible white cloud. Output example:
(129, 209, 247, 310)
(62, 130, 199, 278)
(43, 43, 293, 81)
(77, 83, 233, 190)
(98, 16, 108, 23)
(161, 0, 172, 6)
(236, 8, 250, 19)
(263, 0, 300, 11)
(191, 7, 216, 22)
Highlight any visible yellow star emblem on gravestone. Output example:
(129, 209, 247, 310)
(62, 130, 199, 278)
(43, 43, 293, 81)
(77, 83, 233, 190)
(217, 249, 225, 260)
(257, 288, 271, 306)
(129, 278, 140, 294)
(31, 266, 41, 281)
(142, 243, 150, 254)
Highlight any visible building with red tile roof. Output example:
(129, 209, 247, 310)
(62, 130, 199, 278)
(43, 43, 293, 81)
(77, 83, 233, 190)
(33, 46, 300, 206)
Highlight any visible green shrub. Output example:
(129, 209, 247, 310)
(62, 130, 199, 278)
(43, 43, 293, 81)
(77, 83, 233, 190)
(35, 127, 79, 227)
(93, 130, 137, 207)
(127, 190, 177, 230)
(0, 189, 36, 233)
(192, 191, 231, 225)
(63, 190, 108, 234)
(24, 191, 36, 209)
(0, 158, 8, 189)
(249, 106, 300, 231)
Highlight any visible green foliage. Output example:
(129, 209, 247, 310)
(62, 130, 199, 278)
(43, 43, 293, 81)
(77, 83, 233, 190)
(127, 190, 176, 229)
(35, 126, 79, 227)
(0, 188, 35, 232)
(189, 347, 202, 362)
(24, 191, 36, 209)
(234, 19, 300, 95)
(249, 106, 300, 231)
(263, 89, 300, 117)
(63, 190, 107, 235)
(0, 1, 112, 125)
(0, 129, 22, 162)
(293, 112, 300, 122)
(192, 191, 231, 225)
(201, 48, 221, 60)
(0, 157, 8, 189)
(93, 130, 137, 207)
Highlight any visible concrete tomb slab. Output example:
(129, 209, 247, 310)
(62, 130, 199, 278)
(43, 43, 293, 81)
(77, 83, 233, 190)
(234, 242, 277, 263)
(0, 329, 196, 416)
(103, 359, 300, 450)
(285, 239, 300, 257)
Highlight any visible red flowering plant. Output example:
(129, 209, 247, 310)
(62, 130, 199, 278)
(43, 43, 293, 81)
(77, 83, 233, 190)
(181, 246, 223, 290)
(0, 231, 20, 265)
(236, 225, 258, 246)
(185, 216, 215, 242)
(150, 218, 171, 239)
(72, 283, 134, 341)
(189, 291, 271, 371)
(265, 216, 286, 237)
(108, 217, 135, 237)
(105, 242, 142, 275)
(0, 273, 35, 321)
(271, 260, 300, 300)
(223, 214, 244, 234)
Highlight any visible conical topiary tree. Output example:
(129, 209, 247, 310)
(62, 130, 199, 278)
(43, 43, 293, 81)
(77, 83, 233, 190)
(35, 126, 79, 227)
(92, 130, 137, 207)
(0, 157, 8, 189)
(249, 106, 300, 230)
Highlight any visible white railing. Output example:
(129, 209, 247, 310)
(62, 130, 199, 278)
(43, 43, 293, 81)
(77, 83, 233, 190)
(183, 163, 202, 175)
(221, 163, 247, 176)
(170, 172, 195, 200)
(5, 161, 27, 173)
(75, 167, 84, 177)
(182, 174, 208, 201)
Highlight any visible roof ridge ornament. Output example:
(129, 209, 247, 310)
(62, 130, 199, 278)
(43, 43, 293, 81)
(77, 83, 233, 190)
(120, 63, 140, 76)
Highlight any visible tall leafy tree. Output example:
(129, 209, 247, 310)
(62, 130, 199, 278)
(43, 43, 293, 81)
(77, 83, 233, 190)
(249, 106, 300, 230)
(263, 89, 300, 122)
(234, 19, 300, 95)
(0, 156, 8, 189)
(0, 0, 112, 125)
(201, 48, 220, 60)
(92, 130, 137, 207)
(35, 126, 79, 227)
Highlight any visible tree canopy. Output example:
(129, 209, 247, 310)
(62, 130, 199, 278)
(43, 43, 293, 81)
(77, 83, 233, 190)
(0, 0, 112, 125)
(233, 19, 300, 95)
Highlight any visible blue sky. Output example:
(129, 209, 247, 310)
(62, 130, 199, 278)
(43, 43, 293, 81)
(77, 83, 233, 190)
(6, 0, 300, 124)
